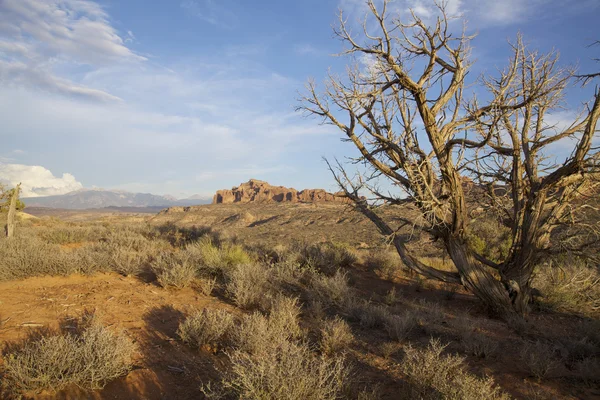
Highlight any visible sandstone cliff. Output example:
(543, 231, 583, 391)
(212, 179, 350, 204)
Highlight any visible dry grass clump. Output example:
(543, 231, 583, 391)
(385, 311, 417, 342)
(1, 315, 134, 396)
(505, 314, 529, 336)
(0, 235, 84, 281)
(204, 292, 346, 399)
(402, 338, 509, 400)
(380, 341, 401, 359)
(384, 287, 398, 305)
(343, 299, 390, 329)
(197, 276, 217, 296)
(225, 263, 270, 309)
(39, 224, 102, 244)
(177, 309, 235, 349)
(151, 253, 196, 289)
(574, 357, 600, 385)
(461, 332, 499, 359)
(185, 237, 253, 277)
(366, 249, 403, 280)
(296, 241, 357, 274)
(214, 340, 349, 400)
(319, 317, 354, 355)
(310, 269, 352, 307)
(233, 296, 304, 355)
(533, 260, 600, 317)
(521, 341, 560, 381)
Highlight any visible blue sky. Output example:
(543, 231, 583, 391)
(0, 0, 598, 198)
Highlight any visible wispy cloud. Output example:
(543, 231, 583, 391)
(181, 0, 239, 28)
(338, 0, 598, 29)
(294, 44, 321, 56)
(0, 0, 142, 103)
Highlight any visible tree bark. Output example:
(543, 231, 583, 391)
(446, 237, 515, 316)
(5, 184, 20, 238)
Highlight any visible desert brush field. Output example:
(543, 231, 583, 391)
(0, 204, 598, 399)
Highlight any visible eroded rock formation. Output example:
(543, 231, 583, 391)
(212, 179, 350, 204)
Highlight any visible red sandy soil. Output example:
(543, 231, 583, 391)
(1, 269, 597, 399)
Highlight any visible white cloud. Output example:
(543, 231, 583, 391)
(0, 163, 83, 197)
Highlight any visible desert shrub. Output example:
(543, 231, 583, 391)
(109, 246, 147, 276)
(296, 241, 357, 274)
(385, 311, 417, 342)
(154, 223, 213, 246)
(177, 309, 235, 349)
(268, 295, 303, 339)
(185, 237, 253, 277)
(343, 299, 390, 329)
(417, 299, 446, 325)
(197, 276, 217, 296)
(310, 269, 351, 307)
(533, 259, 600, 317)
(233, 297, 303, 356)
(366, 249, 402, 280)
(380, 341, 401, 359)
(2, 317, 134, 396)
(521, 341, 560, 381)
(269, 259, 308, 290)
(402, 338, 509, 400)
(461, 332, 498, 359)
(384, 287, 398, 305)
(226, 263, 270, 309)
(0, 235, 82, 281)
(577, 319, 600, 345)
(217, 340, 348, 400)
(574, 357, 600, 385)
(505, 314, 529, 335)
(559, 337, 599, 366)
(320, 317, 354, 355)
(151, 253, 196, 289)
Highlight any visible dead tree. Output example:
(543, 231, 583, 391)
(5, 184, 21, 238)
(298, 1, 600, 316)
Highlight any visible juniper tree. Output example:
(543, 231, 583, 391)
(299, 1, 600, 316)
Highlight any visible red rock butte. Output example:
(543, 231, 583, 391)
(212, 179, 351, 204)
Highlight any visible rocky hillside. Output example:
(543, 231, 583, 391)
(213, 179, 350, 204)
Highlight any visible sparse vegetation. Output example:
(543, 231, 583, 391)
(178, 309, 235, 349)
(385, 311, 417, 342)
(2, 315, 134, 396)
(217, 340, 349, 400)
(152, 253, 197, 289)
(226, 263, 270, 309)
(521, 341, 560, 381)
(401, 338, 509, 399)
(319, 317, 354, 355)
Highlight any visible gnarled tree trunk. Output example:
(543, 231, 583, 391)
(5, 184, 20, 238)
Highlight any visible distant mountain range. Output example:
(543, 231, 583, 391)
(22, 189, 211, 209)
